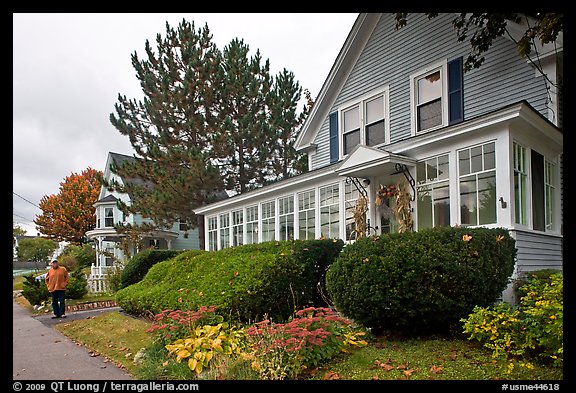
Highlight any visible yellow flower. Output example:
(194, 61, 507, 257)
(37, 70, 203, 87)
(496, 235, 504, 242)
(462, 234, 472, 242)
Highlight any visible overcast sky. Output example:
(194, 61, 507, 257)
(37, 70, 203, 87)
(13, 13, 359, 236)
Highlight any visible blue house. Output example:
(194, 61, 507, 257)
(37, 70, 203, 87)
(86, 152, 200, 292)
(194, 13, 563, 303)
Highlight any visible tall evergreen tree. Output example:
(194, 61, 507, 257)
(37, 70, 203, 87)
(107, 20, 224, 229)
(266, 69, 310, 183)
(108, 19, 311, 230)
(213, 38, 273, 195)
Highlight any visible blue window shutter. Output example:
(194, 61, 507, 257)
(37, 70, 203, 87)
(448, 57, 464, 125)
(329, 112, 339, 163)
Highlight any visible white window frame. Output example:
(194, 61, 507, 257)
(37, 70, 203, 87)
(512, 141, 529, 227)
(457, 141, 498, 227)
(410, 59, 449, 135)
(338, 86, 390, 159)
(416, 153, 451, 230)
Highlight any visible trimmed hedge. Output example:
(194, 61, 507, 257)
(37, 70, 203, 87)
(115, 239, 344, 323)
(325, 226, 517, 334)
(120, 249, 191, 288)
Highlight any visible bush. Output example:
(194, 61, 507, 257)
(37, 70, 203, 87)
(325, 226, 517, 333)
(116, 239, 344, 322)
(462, 271, 563, 369)
(66, 269, 88, 299)
(21, 274, 50, 306)
(245, 306, 367, 380)
(120, 249, 189, 289)
(60, 243, 96, 270)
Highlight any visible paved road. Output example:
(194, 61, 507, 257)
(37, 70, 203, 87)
(13, 297, 132, 380)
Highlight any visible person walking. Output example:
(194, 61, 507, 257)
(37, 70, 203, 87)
(45, 259, 69, 319)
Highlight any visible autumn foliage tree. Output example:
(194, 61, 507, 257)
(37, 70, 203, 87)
(34, 167, 103, 245)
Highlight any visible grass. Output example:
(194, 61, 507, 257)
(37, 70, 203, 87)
(54, 311, 563, 381)
(54, 311, 152, 376)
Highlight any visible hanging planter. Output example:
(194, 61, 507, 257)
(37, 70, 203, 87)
(375, 184, 397, 206)
(374, 181, 413, 233)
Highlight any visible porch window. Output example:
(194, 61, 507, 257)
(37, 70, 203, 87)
(298, 190, 316, 240)
(320, 184, 340, 238)
(459, 142, 497, 226)
(513, 142, 528, 225)
(104, 208, 114, 227)
(219, 213, 230, 249)
(207, 216, 218, 251)
(545, 160, 556, 231)
(261, 201, 276, 242)
(245, 206, 258, 244)
(279, 195, 294, 241)
(417, 154, 450, 229)
(232, 210, 243, 246)
(105, 247, 114, 266)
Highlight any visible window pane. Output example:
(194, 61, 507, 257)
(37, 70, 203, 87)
(460, 175, 477, 226)
(470, 146, 483, 173)
(344, 129, 360, 155)
(483, 142, 495, 170)
(514, 171, 527, 225)
(417, 98, 442, 130)
(418, 71, 442, 104)
(417, 161, 426, 185)
(366, 96, 384, 124)
(478, 171, 496, 224)
(417, 186, 433, 229)
(437, 154, 449, 180)
(366, 120, 385, 146)
(426, 158, 437, 182)
(343, 106, 359, 132)
(433, 182, 450, 227)
(459, 149, 470, 175)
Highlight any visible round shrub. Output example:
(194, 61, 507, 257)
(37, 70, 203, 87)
(325, 226, 517, 334)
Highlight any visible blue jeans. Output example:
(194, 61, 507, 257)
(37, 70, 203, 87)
(51, 290, 66, 317)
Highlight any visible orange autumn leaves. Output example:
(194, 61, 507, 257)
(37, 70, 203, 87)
(35, 167, 103, 245)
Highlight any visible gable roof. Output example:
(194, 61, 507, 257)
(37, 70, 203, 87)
(294, 13, 378, 151)
(294, 13, 563, 152)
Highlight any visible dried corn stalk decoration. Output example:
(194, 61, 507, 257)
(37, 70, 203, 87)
(352, 195, 368, 239)
(395, 178, 413, 233)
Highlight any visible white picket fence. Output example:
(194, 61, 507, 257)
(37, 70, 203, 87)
(86, 264, 116, 294)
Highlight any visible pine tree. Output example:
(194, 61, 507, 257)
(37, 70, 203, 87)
(108, 20, 224, 229)
(213, 38, 273, 195)
(266, 69, 310, 183)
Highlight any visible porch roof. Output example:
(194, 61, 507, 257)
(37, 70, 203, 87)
(335, 145, 417, 179)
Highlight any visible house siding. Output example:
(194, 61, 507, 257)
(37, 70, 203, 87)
(311, 13, 549, 170)
(510, 229, 563, 273)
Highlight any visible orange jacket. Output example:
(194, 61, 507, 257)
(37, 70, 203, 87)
(45, 266, 69, 292)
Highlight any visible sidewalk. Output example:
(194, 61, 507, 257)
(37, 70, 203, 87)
(13, 297, 132, 380)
